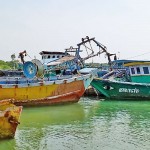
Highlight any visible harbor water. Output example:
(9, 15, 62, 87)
(0, 97, 150, 150)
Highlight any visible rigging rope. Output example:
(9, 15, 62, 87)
(125, 51, 150, 60)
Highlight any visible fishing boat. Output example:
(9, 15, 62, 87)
(40, 36, 118, 97)
(91, 61, 150, 100)
(0, 36, 116, 105)
(0, 58, 93, 106)
(41, 36, 116, 77)
(0, 99, 22, 139)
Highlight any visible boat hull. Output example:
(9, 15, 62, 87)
(0, 100, 22, 139)
(0, 74, 92, 106)
(91, 78, 150, 100)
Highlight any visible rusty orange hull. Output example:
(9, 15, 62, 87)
(14, 82, 84, 106)
(0, 100, 22, 139)
(0, 74, 92, 106)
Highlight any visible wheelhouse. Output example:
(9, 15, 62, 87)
(124, 62, 150, 83)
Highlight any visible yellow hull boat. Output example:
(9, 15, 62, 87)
(0, 100, 22, 139)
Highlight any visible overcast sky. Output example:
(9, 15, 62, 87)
(0, 0, 150, 63)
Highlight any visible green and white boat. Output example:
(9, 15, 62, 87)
(91, 61, 150, 100)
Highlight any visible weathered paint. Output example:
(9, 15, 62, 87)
(83, 75, 93, 90)
(0, 100, 22, 139)
(124, 62, 150, 67)
(0, 74, 92, 106)
(91, 78, 150, 100)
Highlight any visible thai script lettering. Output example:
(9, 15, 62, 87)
(119, 88, 139, 93)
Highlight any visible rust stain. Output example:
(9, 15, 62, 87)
(0, 78, 86, 106)
(0, 102, 22, 139)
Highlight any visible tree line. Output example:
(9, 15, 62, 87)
(0, 60, 18, 70)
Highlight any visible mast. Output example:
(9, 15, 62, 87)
(77, 36, 117, 67)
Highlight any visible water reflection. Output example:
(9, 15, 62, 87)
(15, 103, 86, 149)
(0, 98, 149, 150)
(20, 103, 85, 126)
(86, 99, 150, 150)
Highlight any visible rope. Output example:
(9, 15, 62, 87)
(125, 51, 150, 60)
(26, 53, 33, 60)
(83, 43, 89, 55)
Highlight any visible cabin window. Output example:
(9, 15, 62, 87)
(57, 55, 60, 58)
(143, 67, 149, 74)
(42, 56, 43, 59)
(48, 55, 51, 59)
(52, 55, 55, 58)
(136, 67, 141, 74)
(131, 68, 135, 74)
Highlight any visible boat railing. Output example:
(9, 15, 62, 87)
(102, 69, 131, 82)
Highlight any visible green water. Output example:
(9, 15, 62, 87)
(0, 97, 150, 150)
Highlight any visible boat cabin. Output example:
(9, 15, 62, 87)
(39, 51, 69, 60)
(39, 51, 70, 69)
(124, 62, 150, 83)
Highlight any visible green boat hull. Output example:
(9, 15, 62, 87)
(91, 79, 150, 100)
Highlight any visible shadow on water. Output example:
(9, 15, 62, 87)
(0, 103, 87, 150)
(20, 103, 85, 127)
